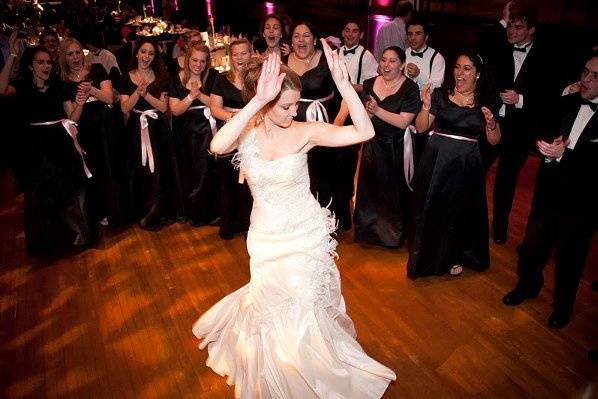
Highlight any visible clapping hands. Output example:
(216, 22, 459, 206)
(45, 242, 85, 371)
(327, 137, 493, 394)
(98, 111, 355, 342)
(189, 80, 201, 99)
(537, 136, 569, 160)
(136, 80, 148, 97)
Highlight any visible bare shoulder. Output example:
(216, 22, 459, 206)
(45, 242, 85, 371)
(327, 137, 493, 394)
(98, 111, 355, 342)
(293, 120, 329, 152)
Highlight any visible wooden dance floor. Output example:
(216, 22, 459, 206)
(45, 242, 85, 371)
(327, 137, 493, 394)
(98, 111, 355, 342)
(1, 156, 597, 399)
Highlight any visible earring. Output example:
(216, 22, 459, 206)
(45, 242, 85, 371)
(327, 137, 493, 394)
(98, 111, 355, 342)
(476, 75, 480, 80)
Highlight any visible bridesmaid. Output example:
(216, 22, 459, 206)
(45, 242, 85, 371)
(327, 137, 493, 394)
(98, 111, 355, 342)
(408, 52, 501, 277)
(120, 38, 178, 230)
(0, 38, 95, 254)
(353, 46, 421, 247)
(60, 37, 125, 226)
(287, 21, 352, 229)
(169, 42, 219, 226)
(260, 14, 291, 57)
(209, 38, 253, 239)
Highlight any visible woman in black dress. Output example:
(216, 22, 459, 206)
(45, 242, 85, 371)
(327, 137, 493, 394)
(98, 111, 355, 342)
(209, 39, 253, 239)
(408, 52, 501, 278)
(354, 46, 421, 247)
(0, 41, 95, 255)
(260, 14, 291, 57)
(169, 42, 218, 226)
(60, 37, 125, 226)
(120, 38, 177, 230)
(287, 22, 351, 228)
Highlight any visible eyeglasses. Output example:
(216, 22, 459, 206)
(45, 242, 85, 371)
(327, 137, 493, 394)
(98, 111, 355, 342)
(581, 68, 598, 81)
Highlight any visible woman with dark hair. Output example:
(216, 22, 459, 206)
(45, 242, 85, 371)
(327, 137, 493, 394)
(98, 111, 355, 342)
(120, 38, 178, 230)
(60, 37, 125, 227)
(193, 45, 396, 398)
(260, 14, 290, 57)
(287, 21, 351, 228)
(353, 46, 421, 247)
(169, 43, 219, 226)
(0, 36, 95, 254)
(407, 52, 501, 278)
(209, 38, 253, 239)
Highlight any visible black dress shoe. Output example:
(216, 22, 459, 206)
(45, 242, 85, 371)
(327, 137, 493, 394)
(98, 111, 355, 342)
(589, 349, 598, 364)
(548, 311, 571, 329)
(502, 288, 539, 306)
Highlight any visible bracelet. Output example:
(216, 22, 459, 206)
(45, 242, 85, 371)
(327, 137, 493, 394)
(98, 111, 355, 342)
(9, 53, 18, 58)
(487, 122, 497, 131)
(422, 105, 430, 111)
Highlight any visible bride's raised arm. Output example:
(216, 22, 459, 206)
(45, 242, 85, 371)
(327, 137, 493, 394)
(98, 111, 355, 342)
(304, 39, 374, 148)
(209, 53, 286, 155)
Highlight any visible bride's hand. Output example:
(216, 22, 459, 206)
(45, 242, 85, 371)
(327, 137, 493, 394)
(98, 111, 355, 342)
(254, 52, 286, 105)
(320, 38, 350, 90)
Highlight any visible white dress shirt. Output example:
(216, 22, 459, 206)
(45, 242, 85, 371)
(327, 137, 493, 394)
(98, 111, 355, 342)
(499, 41, 532, 117)
(339, 45, 378, 85)
(567, 99, 597, 150)
(85, 49, 121, 74)
(404, 46, 445, 90)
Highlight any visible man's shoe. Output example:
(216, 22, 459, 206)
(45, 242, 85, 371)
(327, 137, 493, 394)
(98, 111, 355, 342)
(502, 287, 539, 306)
(548, 310, 571, 329)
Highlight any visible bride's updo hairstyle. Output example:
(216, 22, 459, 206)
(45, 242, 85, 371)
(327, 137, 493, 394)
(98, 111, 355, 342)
(242, 57, 302, 108)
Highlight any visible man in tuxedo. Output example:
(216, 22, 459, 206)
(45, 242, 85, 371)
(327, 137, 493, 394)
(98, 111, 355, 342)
(487, 3, 556, 244)
(502, 52, 598, 329)
(338, 20, 379, 94)
(404, 18, 445, 90)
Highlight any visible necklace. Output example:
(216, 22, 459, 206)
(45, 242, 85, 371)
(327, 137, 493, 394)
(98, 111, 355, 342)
(455, 90, 475, 105)
(382, 75, 405, 90)
(293, 51, 314, 65)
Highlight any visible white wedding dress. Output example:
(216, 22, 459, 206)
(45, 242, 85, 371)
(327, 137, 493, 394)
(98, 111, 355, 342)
(192, 129, 396, 398)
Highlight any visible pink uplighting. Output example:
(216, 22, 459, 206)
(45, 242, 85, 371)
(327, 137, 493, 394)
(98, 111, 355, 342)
(373, 0, 393, 6)
(205, 0, 213, 17)
(368, 14, 393, 51)
(265, 2, 275, 14)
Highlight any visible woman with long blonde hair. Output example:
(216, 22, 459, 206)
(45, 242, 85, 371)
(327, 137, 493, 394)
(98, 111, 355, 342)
(169, 43, 219, 225)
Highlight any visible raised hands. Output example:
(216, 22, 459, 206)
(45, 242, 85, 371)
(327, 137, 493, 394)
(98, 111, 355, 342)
(481, 106, 495, 127)
(254, 52, 286, 104)
(320, 38, 350, 91)
(8, 31, 21, 56)
(280, 43, 291, 57)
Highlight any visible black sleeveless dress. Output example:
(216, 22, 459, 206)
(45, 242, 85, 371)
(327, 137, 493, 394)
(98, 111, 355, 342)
(15, 78, 95, 254)
(211, 73, 252, 239)
(354, 77, 421, 247)
(169, 69, 218, 226)
(408, 88, 497, 277)
(294, 54, 351, 228)
(121, 72, 180, 229)
(62, 64, 126, 226)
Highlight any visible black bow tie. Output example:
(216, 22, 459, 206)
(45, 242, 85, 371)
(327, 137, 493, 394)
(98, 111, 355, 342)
(581, 99, 597, 111)
(343, 47, 357, 56)
(410, 50, 424, 58)
(512, 46, 527, 53)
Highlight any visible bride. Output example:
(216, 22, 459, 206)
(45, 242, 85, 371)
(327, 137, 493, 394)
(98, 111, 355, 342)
(192, 40, 396, 398)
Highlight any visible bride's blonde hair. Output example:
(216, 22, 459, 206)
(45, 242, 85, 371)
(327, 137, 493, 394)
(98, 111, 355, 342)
(241, 57, 302, 107)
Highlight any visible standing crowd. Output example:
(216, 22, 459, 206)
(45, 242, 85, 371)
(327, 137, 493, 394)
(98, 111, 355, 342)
(0, 0, 597, 333)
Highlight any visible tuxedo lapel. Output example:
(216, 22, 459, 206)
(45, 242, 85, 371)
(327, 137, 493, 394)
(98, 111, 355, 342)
(577, 110, 598, 143)
(514, 45, 537, 87)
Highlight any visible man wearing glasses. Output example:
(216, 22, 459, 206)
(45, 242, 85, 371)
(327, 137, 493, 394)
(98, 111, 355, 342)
(502, 51, 598, 329)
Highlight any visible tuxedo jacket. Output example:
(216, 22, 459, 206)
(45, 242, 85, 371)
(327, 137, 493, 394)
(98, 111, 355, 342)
(532, 93, 598, 221)
(481, 25, 556, 139)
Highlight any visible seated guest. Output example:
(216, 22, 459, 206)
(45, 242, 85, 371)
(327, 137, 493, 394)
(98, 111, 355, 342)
(404, 17, 445, 90)
(502, 52, 598, 329)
